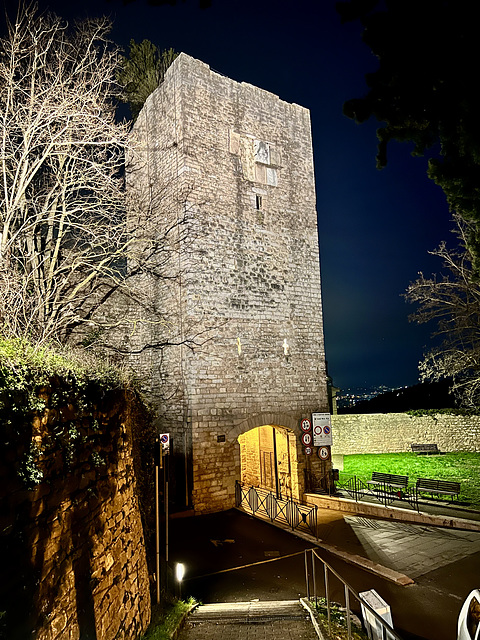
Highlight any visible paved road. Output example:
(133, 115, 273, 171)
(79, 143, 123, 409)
(342, 514, 480, 577)
(169, 507, 480, 640)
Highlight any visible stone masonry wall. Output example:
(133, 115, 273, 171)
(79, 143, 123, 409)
(331, 413, 480, 455)
(129, 53, 329, 514)
(1, 383, 152, 640)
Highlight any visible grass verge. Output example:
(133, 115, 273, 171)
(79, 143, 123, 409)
(141, 598, 197, 640)
(308, 598, 368, 640)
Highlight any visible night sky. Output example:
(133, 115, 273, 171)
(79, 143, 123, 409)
(5, 0, 454, 391)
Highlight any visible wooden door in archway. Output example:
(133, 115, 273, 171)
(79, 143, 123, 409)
(239, 425, 296, 498)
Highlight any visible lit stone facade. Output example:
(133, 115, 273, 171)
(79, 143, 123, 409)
(128, 53, 329, 514)
(332, 413, 480, 454)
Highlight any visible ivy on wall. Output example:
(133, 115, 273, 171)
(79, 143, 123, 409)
(0, 337, 142, 486)
(0, 337, 156, 639)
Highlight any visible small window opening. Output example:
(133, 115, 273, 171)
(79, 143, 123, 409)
(255, 195, 263, 210)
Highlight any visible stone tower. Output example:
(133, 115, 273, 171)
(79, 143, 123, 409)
(128, 53, 329, 514)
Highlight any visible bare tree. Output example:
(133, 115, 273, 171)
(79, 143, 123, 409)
(0, 4, 133, 345)
(406, 216, 480, 406)
(0, 4, 216, 359)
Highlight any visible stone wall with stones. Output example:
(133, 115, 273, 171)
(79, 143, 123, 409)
(128, 53, 329, 514)
(331, 413, 480, 455)
(1, 381, 152, 640)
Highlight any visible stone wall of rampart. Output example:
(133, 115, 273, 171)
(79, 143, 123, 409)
(1, 383, 152, 640)
(331, 413, 480, 454)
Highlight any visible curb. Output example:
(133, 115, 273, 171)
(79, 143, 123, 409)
(300, 597, 327, 640)
(304, 494, 480, 532)
(170, 603, 198, 640)
(292, 527, 415, 586)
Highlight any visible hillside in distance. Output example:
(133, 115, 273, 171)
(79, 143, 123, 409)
(339, 380, 456, 414)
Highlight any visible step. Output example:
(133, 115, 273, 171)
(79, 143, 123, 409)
(191, 599, 306, 622)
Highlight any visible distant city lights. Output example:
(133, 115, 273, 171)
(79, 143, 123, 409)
(336, 385, 404, 409)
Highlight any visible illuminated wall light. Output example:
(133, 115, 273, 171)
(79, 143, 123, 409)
(237, 337, 242, 355)
(283, 339, 290, 357)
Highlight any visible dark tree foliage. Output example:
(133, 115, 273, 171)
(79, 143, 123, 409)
(118, 40, 178, 120)
(338, 0, 480, 271)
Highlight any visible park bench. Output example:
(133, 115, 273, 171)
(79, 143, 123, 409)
(367, 472, 409, 490)
(411, 443, 440, 455)
(416, 477, 461, 500)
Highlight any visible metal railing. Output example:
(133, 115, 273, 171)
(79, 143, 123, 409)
(304, 547, 403, 640)
(235, 481, 318, 538)
(236, 482, 404, 639)
(304, 468, 337, 495)
(335, 476, 419, 511)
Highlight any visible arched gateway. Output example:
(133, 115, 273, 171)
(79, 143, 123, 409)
(127, 54, 329, 514)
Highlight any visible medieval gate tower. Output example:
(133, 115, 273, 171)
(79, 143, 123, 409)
(128, 53, 329, 514)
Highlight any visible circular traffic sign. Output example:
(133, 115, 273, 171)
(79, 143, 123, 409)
(323, 425, 331, 435)
(301, 432, 312, 446)
(313, 425, 322, 435)
(304, 446, 313, 456)
(160, 434, 169, 444)
(318, 446, 330, 460)
(301, 419, 311, 432)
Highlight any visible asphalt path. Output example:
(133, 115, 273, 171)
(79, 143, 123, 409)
(168, 508, 480, 640)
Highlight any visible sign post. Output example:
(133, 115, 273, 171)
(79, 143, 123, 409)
(160, 432, 170, 454)
(154, 438, 162, 603)
(160, 434, 170, 564)
(155, 434, 170, 603)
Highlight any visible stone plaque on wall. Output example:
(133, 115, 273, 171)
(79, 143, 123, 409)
(254, 139, 270, 164)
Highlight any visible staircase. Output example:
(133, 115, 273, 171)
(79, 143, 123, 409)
(178, 600, 320, 639)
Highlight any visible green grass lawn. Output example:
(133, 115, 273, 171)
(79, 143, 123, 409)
(338, 452, 480, 508)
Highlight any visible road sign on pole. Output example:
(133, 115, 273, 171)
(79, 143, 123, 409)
(318, 446, 330, 461)
(301, 431, 312, 446)
(160, 433, 170, 453)
(301, 418, 311, 432)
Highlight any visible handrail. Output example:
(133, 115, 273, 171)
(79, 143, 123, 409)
(305, 548, 403, 640)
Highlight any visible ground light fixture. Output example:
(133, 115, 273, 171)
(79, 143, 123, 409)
(176, 563, 185, 599)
